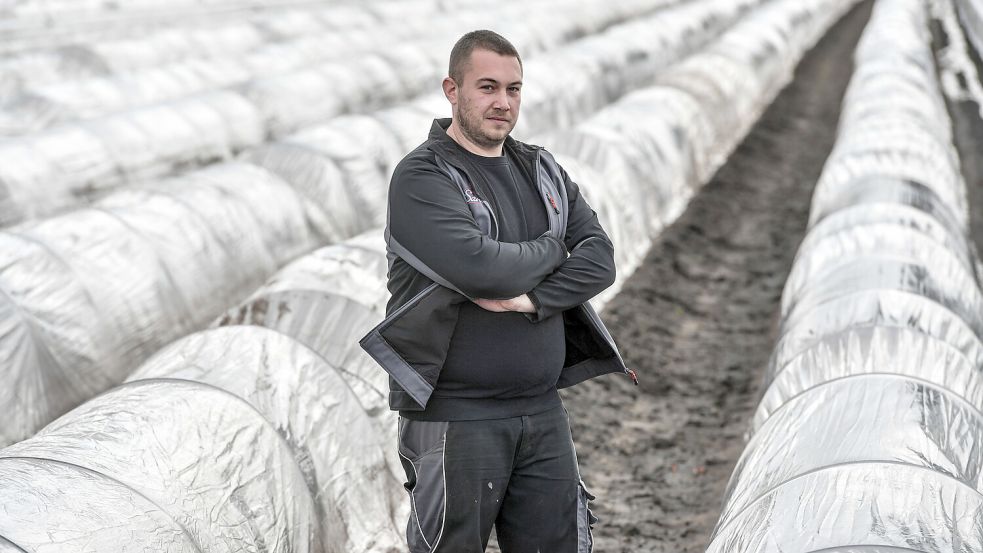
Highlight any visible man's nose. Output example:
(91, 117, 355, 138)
(491, 90, 510, 110)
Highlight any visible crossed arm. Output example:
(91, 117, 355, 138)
(388, 154, 616, 318)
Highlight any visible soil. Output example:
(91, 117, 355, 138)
(933, 13, 983, 257)
(556, 2, 876, 551)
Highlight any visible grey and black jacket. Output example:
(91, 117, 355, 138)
(359, 118, 636, 412)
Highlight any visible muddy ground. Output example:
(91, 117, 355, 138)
(557, 2, 876, 551)
(936, 13, 983, 257)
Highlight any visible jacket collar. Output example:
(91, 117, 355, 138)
(426, 118, 541, 171)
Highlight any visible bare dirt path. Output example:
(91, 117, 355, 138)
(933, 13, 983, 254)
(559, 2, 875, 551)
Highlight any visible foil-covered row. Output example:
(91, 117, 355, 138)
(1, 379, 325, 553)
(0, 162, 319, 447)
(0, 235, 405, 551)
(214, 231, 395, 458)
(707, 0, 983, 549)
(0, 4, 423, 104)
(0, 91, 265, 223)
(127, 325, 405, 552)
(537, 0, 860, 304)
(0, 0, 310, 20)
(0, 0, 872, 548)
(511, 0, 764, 137)
(80, 4, 868, 542)
(0, 0, 707, 450)
(0, 0, 669, 104)
(202, 0, 863, 502)
(2, 5, 588, 133)
(247, 0, 779, 308)
(0, 0, 673, 227)
(0, 458, 202, 552)
(0, 1, 387, 60)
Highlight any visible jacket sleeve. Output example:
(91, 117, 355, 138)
(388, 155, 568, 300)
(525, 157, 616, 322)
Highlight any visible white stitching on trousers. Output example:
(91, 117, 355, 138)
(398, 418, 432, 552)
(428, 431, 448, 552)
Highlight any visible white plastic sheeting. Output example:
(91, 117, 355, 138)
(212, 231, 400, 485)
(0, 0, 578, 104)
(0, 241, 404, 552)
(127, 326, 404, 552)
(0, 0, 883, 548)
(0, 1, 340, 57)
(0, 380, 324, 553)
(707, 0, 983, 550)
(0, 9, 382, 104)
(0, 0, 671, 228)
(536, 0, 860, 305)
(240, 0, 671, 137)
(185, 1, 863, 528)
(244, 0, 774, 247)
(0, 0, 709, 448)
(215, 232, 391, 424)
(9, 57, 256, 130)
(0, 23, 263, 105)
(246, 115, 407, 234)
(0, 458, 202, 552)
(0, 162, 319, 447)
(0, 91, 265, 225)
(513, 0, 764, 136)
(3, 15, 475, 132)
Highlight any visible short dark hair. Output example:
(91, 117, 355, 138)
(448, 30, 522, 84)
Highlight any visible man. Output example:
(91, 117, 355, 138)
(359, 29, 635, 553)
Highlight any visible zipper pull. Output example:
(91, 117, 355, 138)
(547, 193, 560, 214)
(626, 368, 638, 386)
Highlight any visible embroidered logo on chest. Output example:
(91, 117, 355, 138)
(463, 188, 481, 204)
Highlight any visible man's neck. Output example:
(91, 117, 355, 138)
(446, 121, 503, 157)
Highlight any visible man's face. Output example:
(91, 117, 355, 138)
(449, 49, 522, 149)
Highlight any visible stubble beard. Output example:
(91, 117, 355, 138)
(455, 96, 513, 150)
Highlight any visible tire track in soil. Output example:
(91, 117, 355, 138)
(559, 2, 874, 551)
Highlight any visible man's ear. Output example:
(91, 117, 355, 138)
(442, 77, 458, 105)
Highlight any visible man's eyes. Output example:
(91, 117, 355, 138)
(479, 85, 521, 92)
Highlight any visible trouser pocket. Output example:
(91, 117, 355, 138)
(576, 480, 598, 553)
(398, 418, 449, 553)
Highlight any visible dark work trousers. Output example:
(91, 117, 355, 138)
(397, 405, 597, 553)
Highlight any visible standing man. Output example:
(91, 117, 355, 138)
(360, 29, 635, 553)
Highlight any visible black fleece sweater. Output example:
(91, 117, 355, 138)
(420, 143, 566, 420)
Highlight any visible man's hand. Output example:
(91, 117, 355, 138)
(473, 293, 536, 313)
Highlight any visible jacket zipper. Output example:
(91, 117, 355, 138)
(450, 157, 502, 240)
(534, 150, 560, 216)
(579, 301, 638, 385)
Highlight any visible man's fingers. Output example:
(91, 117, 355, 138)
(473, 298, 509, 312)
(504, 294, 535, 313)
(473, 296, 535, 313)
